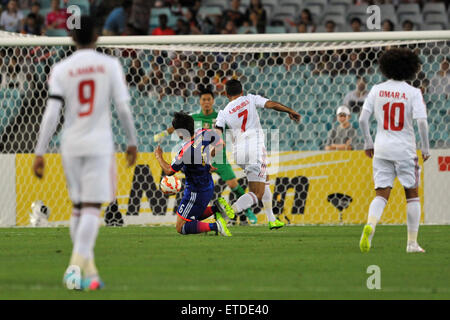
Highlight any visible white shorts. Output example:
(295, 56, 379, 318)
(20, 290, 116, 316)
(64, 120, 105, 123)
(62, 153, 117, 204)
(372, 157, 420, 189)
(235, 146, 269, 183)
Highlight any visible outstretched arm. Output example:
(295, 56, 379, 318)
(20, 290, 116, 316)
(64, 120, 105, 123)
(264, 101, 301, 122)
(154, 145, 176, 176)
(417, 118, 430, 162)
(154, 126, 175, 143)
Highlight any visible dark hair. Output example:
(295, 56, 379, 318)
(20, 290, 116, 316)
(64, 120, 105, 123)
(382, 19, 395, 31)
(122, 0, 133, 9)
(402, 19, 413, 27)
(325, 20, 335, 26)
(172, 111, 194, 137)
(225, 79, 242, 96)
(72, 16, 97, 46)
(351, 17, 362, 25)
(31, 2, 40, 7)
(199, 89, 215, 99)
(379, 47, 421, 81)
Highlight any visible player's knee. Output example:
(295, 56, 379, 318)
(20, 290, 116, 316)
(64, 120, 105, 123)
(254, 190, 264, 201)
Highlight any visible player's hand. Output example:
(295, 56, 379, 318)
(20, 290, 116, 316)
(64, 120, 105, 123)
(422, 152, 430, 162)
(126, 145, 137, 167)
(33, 156, 45, 179)
(154, 145, 163, 159)
(209, 165, 218, 173)
(289, 111, 301, 123)
(364, 149, 374, 158)
(153, 131, 167, 143)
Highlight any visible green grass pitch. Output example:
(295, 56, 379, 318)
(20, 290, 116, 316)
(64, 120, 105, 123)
(0, 225, 449, 300)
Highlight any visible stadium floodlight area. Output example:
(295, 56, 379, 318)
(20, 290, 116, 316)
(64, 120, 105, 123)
(0, 31, 448, 227)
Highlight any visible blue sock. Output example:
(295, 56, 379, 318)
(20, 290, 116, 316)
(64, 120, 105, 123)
(181, 221, 217, 234)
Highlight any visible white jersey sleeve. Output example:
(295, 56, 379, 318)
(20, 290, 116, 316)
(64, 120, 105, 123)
(250, 94, 269, 109)
(110, 58, 130, 105)
(411, 89, 427, 119)
(215, 110, 226, 129)
(361, 85, 376, 115)
(48, 64, 64, 98)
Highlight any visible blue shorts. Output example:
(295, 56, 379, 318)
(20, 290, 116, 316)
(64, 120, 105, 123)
(176, 187, 214, 222)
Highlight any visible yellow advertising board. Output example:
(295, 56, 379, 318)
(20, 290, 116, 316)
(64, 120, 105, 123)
(15, 151, 424, 226)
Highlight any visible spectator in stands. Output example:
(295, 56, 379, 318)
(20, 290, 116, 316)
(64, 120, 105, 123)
(325, 106, 359, 151)
(0, 0, 24, 32)
(382, 19, 395, 31)
(402, 19, 414, 31)
(297, 22, 307, 33)
(29, 2, 45, 34)
(183, 7, 202, 35)
(343, 76, 368, 114)
(223, 0, 246, 28)
(287, 8, 315, 33)
(0, 55, 26, 91)
(151, 14, 175, 35)
(245, 0, 266, 32)
(21, 12, 41, 35)
(46, 0, 70, 31)
(350, 17, 362, 32)
(175, 18, 190, 35)
(325, 20, 336, 33)
(221, 19, 237, 34)
(429, 56, 449, 98)
(102, 0, 133, 36)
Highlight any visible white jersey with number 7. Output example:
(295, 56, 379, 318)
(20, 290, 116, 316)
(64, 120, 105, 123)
(362, 79, 427, 161)
(47, 49, 130, 156)
(216, 94, 268, 146)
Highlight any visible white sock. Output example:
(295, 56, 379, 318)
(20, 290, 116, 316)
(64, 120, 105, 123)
(262, 184, 276, 222)
(406, 198, 421, 244)
(367, 196, 387, 241)
(72, 207, 100, 276)
(69, 208, 81, 244)
(232, 192, 258, 214)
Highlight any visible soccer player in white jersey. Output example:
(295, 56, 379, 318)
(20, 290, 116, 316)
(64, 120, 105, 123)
(215, 79, 301, 230)
(358, 48, 430, 253)
(33, 16, 138, 290)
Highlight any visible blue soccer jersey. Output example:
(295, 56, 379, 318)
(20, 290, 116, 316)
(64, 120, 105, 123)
(170, 129, 223, 192)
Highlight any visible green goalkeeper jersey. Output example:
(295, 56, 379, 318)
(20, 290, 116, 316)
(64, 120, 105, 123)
(192, 110, 227, 164)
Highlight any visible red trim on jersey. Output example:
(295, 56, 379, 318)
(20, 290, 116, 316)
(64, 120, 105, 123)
(177, 211, 192, 222)
(170, 165, 178, 173)
(177, 140, 195, 160)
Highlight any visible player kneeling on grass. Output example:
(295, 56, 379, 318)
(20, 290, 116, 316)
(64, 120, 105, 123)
(155, 111, 235, 236)
(33, 16, 138, 290)
(359, 47, 430, 253)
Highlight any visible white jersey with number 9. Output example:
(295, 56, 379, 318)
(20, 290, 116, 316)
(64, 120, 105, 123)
(48, 49, 130, 156)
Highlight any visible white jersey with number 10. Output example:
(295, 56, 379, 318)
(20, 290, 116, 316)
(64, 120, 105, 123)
(48, 49, 130, 156)
(362, 79, 427, 161)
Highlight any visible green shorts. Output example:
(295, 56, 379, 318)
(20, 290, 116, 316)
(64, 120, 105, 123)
(212, 162, 236, 182)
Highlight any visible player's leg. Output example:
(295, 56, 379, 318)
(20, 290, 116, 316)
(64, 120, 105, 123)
(360, 158, 394, 252)
(262, 176, 284, 230)
(176, 188, 231, 236)
(61, 156, 82, 244)
(69, 154, 116, 290)
(397, 158, 425, 253)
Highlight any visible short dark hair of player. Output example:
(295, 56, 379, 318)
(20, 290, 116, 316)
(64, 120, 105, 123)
(72, 16, 97, 46)
(172, 111, 195, 137)
(199, 89, 214, 99)
(379, 47, 421, 81)
(225, 79, 243, 97)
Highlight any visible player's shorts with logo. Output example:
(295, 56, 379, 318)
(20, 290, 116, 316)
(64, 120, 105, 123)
(372, 157, 420, 189)
(62, 153, 117, 204)
(176, 187, 214, 222)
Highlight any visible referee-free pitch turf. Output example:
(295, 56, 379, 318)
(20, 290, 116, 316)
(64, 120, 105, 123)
(0, 225, 449, 299)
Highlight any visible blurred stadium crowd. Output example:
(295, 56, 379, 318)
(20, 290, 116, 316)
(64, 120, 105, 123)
(0, 0, 449, 37)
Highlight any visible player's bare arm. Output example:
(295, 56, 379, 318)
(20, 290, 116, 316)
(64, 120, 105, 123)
(264, 101, 301, 122)
(155, 145, 174, 176)
(126, 145, 138, 167)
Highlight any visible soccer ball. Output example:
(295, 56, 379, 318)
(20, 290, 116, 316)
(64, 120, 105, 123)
(29, 200, 50, 227)
(160, 175, 181, 195)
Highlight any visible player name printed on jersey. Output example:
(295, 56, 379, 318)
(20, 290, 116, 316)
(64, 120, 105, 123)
(69, 65, 106, 77)
(379, 90, 408, 100)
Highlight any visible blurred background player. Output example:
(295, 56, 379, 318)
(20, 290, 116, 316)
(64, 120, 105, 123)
(215, 79, 301, 230)
(154, 89, 257, 226)
(155, 111, 235, 237)
(33, 16, 138, 290)
(359, 47, 430, 254)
